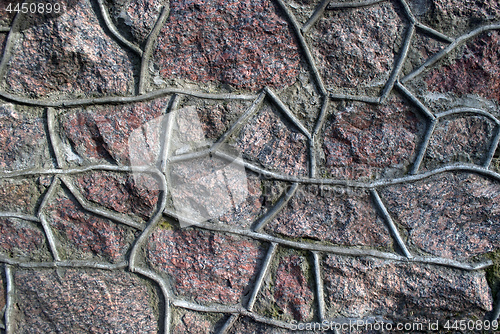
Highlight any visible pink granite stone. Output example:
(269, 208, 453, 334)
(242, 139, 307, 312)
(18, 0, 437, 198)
(0, 104, 50, 171)
(172, 310, 219, 334)
(422, 115, 496, 170)
(5, 0, 134, 99)
(274, 255, 314, 321)
(323, 254, 492, 321)
(62, 98, 170, 165)
(153, 0, 300, 91)
(15, 269, 158, 333)
(308, 1, 407, 95)
(147, 228, 264, 305)
(236, 104, 309, 176)
(75, 171, 160, 220)
(380, 172, 500, 260)
(46, 193, 138, 263)
(321, 96, 422, 180)
(266, 185, 392, 248)
(424, 31, 500, 103)
(0, 178, 43, 215)
(0, 217, 49, 261)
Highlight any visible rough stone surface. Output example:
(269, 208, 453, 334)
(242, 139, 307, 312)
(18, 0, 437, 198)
(380, 172, 500, 260)
(0, 218, 50, 261)
(0, 0, 18, 26)
(321, 96, 422, 180)
(75, 171, 160, 219)
(46, 193, 138, 263)
(236, 104, 309, 176)
(168, 157, 263, 228)
(170, 99, 249, 155)
(423, 116, 496, 170)
(415, 0, 500, 37)
(5, 0, 135, 99)
(0, 273, 4, 322)
(266, 186, 392, 248)
(14, 269, 158, 333)
(424, 31, 500, 103)
(308, 1, 406, 95)
(0, 104, 50, 171)
(62, 98, 170, 165)
(323, 254, 493, 321)
(106, 0, 162, 45)
(153, 0, 300, 91)
(172, 310, 223, 334)
(0, 178, 43, 215)
(147, 228, 264, 305)
(274, 255, 313, 321)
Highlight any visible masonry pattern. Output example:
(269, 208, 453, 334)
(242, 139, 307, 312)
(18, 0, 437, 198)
(0, 0, 499, 332)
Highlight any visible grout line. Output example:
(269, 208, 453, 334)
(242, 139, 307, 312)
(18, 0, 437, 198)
(401, 23, 500, 84)
(410, 118, 438, 175)
(247, 242, 278, 311)
(265, 87, 311, 139)
(0, 212, 39, 222)
(380, 23, 415, 102)
(301, 0, 331, 34)
(211, 91, 266, 152)
(46, 107, 65, 169)
(0, 88, 258, 108)
(160, 95, 180, 174)
(435, 108, 500, 125)
(274, 0, 327, 95)
(218, 314, 239, 334)
(329, 93, 380, 104)
(0, 256, 128, 270)
(163, 209, 491, 271)
(4, 265, 13, 334)
(36, 177, 62, 261)
(252, 183, 299, 232)
(398, 0, 416, 24)
(371, 189, 412, 258)
(312, 251, 326, 321)
(96, 0, 143, 56)
(132, 267, 171, 334)
(0, 27, 10, 32)
(415, 22, 454, 43)
(139, 4, 170, 95)
(327, 0, 384, 9)
(484, 126, 500, 169)
(172, 299, 243, 313)
(492, 291, 500, 321)
(395, 81, 435, 120)
(0, 12, 22, 83)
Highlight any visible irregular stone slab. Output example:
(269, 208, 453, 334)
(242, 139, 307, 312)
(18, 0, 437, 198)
(415, 0, 500, 37)
(422, 116, 496, 170)
(5, 0, 135, 99)
(0, 177, 44, 215)
(168, 155, 259, 228)
(147, 228, 265, 305)
(75, 171, 160, 220)
(0, 104, 51, 171)
(0, 217, 51, 261)
(153, 0, 300, 91)
(323, 254, 492, 321)
(14, 269, 158, 333)
(266, 186, 392, 248)
(258, 254, 314, 321)
(308, 1, 407, 96)
(46, 192, 138, 263)
(321, 96, 422, 180)
(236, 104, 309, 176)
(380, 172, 500, 260)
(62, 98, 170, 165)
(423, 31, 500, 103)
(106, 0, 163, 45)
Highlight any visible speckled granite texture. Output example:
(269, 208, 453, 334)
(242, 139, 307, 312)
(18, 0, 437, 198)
(0, 0, 499, 333)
